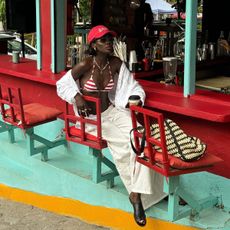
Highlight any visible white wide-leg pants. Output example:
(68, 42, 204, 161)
(93, 105, 167, 209)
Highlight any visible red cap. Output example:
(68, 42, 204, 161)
(87, 25, 116, 44)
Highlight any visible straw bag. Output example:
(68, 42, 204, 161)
(130, 119, 207, 162)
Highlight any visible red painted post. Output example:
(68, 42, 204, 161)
(40, 0, 52, 73)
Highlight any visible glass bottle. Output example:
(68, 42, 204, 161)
(227, 31, 230, 55)
(204, 30, 209, 44)
(154, 40, 162, 60)
(217, 30, 225, 56)
(201, 30, 209, 60)
(227, 31, 230, 43)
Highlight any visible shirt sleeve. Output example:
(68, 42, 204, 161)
(56, 70, 82, 104)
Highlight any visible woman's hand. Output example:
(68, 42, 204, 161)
(126, 100, 142, 108)
(126, 95, 142, 108)
(75, 93, 91, 117)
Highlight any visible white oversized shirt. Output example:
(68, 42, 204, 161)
(56, 62, 146, 113)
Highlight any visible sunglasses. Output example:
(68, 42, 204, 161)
(96, 35, 114, 43)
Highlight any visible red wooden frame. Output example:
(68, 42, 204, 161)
(65, 95, 107, 150)
(0, 83, 59, 129)
(130, 105, 222, 177)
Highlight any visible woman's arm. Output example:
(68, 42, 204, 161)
(56, 58, 92, 116)
(56, 69, 81, 104)
(71, 57, 92, 80)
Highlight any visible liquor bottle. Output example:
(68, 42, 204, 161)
(227, 31, 230, 44)
(217, 30, 225, 56)
(154, 40, 162, 60)
(227, 31, 230, 55)
(204, 30, 209, 44)
(201, 30, 209, 60)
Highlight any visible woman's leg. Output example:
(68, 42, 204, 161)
(100, 106, 146, 226)
(101, 106, 165, 199)
(129, 192, 146, 226)
(91, 106, 165, 225)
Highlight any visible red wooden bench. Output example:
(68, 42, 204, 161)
(137, 80, 230, 178)
(130, 105, 223, 221)
(0, 91, 16, 142)
(64, 95, 118, 188)
(0, 83, 66, 161)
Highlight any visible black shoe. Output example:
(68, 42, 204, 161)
(129, 197, 146, 227)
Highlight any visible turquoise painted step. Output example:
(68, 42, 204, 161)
(0, 119, 230, 229)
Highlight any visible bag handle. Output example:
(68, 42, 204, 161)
(130, 126, 146, 156)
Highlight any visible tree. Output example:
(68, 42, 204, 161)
(0, 0, 6, 30)
(169, 0, 203, 13)
(79, 0, 91, 23)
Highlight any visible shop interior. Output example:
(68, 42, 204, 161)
(1, 0, 230, 91)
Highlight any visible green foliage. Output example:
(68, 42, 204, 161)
(79, 0, 91, 23)
(167, 0, 177, 4)
(0, 0, 6, 23)
(167, 0, 203, 13)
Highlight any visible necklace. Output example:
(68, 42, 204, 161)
(93, 57, 109, 74)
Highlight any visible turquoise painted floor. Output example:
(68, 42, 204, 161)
(0, 119, 230, 229)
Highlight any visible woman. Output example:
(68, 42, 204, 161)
(56, 25, 166, 227)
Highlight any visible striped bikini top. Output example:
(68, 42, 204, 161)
(83, 58, 114, 92)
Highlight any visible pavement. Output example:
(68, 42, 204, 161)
(0, 198, 110, 230)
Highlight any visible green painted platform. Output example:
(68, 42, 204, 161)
(0, 119, 230, 229)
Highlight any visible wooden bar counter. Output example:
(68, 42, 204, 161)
(0, 54, 230, 178)
(0, 55, 64, 111)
